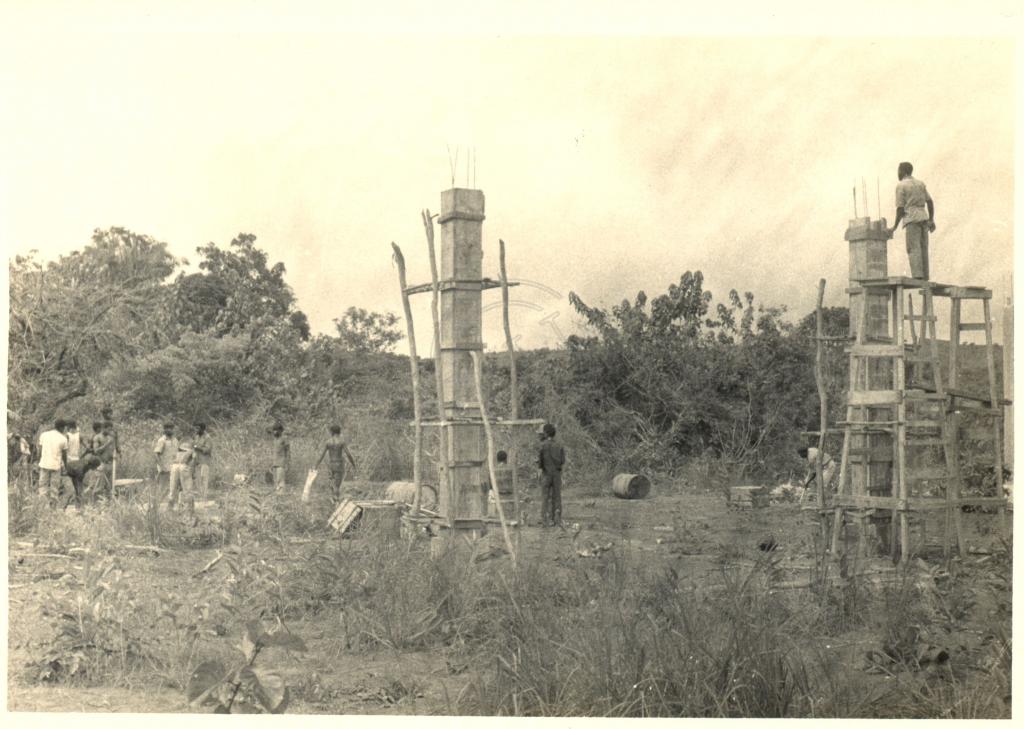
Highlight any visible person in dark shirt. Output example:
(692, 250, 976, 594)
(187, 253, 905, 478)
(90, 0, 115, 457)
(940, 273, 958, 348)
(65, 455, 102, 510)
(314, 425, 357, 502)
(270, 424, 290, 491)
(537, 423, 566, 527)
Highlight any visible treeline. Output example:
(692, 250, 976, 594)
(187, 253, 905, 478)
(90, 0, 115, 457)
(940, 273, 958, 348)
(9, 228, 855, 484)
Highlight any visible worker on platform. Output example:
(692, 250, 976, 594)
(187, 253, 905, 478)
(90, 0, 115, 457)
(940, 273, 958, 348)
(887, 162, 936, 280)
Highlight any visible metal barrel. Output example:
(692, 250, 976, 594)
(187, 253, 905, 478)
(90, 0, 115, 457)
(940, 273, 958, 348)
(384, 481, 438, 510)
(611, 473, 651, 500)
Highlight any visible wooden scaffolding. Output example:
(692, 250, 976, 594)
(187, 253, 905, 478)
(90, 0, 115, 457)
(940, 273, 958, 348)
(827, 274, 1009, 562)
(391, 188, 543, 562)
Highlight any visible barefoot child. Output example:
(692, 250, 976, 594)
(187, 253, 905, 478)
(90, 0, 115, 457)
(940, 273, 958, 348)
(314, 425, 357, 502)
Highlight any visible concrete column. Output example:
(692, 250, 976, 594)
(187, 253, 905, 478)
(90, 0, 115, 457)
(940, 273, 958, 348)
(437, 188, 486, 520)
(845, 217, 894, 502)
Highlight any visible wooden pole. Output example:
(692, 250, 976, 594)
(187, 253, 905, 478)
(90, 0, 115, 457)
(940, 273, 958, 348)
(498, 239, 522, 524)
(391, 242, 423, 514)
(422, 209, 452, 526)
(470, 350, 517, 567)
(983, 298, 1006, 532)
(814, 279, 828, 538)
(895, 285, 909, 563)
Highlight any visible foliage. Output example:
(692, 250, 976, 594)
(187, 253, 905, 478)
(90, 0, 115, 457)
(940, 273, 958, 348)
(564, 271, 841, 481)
(8, 228, 180, 430)
(186, 618, 305, 714)
(34, 555, 147, 684)
(174, 233, 309, 341)
(334, 306, 403, 353)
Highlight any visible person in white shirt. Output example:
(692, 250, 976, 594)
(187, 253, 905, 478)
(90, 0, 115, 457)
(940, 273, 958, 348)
(66, 419, 83, 460)
(887, 162, 936, 280)
(37, 418, 70, 505)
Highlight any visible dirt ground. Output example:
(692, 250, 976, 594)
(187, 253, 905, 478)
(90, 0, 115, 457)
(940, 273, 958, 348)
(7, 484, 1012, 715)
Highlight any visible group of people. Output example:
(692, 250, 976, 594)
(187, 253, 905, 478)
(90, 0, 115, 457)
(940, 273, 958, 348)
(28, 408, 120, 509)
(12, 408, 570, 529)
(152, 422, 213, 512)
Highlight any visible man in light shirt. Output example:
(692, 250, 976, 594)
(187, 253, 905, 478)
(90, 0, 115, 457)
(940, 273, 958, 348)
(887, 162, 936, 280)
(37, 418, 70, 505)
(154, 422, 179, 500)
(66, 419, 84, 460)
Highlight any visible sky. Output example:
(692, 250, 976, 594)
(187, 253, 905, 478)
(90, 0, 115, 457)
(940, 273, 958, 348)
(0, 6, 1018, 355)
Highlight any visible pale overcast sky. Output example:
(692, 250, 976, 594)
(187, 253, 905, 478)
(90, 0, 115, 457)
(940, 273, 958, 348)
(1, 7, 1017, 353)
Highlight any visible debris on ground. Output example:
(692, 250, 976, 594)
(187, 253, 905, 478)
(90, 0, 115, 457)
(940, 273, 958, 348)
(576, 541, 613, 558)
(769, 481, 805, 503)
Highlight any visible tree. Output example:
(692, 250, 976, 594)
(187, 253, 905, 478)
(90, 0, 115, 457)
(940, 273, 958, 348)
(333, 307, 403, 353)
(173, 233, 309, 341)
(8, 228, 181, 429)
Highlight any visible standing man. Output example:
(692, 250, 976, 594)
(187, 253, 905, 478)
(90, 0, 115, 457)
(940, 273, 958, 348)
(91, 421, 117, 500)
(537, 423, 566, 527)
(37, 419, 69, 506)
(66, 420, 84, 460)
(271, 424, 290, 491)
(154, 423, 179, 504)
(314, 424, 357, 502)
(888, 162, 936, 281)
(192, 423, 213, 500)
(166, 437, 196, 513)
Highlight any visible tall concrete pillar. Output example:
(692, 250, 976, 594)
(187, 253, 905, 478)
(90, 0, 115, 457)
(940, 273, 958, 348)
(437, 188, 486, 520)
(845, 217, 894, 501)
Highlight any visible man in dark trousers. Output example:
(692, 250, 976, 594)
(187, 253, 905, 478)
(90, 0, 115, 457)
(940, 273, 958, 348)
(537, 423, 566, 527)
(887, 161, 936, 280)
(65, 455, 103, 509)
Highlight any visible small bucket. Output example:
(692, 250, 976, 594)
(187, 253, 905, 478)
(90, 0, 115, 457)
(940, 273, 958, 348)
(612, 473, 651, 500)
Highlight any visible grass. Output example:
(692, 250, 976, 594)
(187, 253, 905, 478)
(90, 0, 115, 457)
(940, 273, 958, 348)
(7, 420, 1012, 718)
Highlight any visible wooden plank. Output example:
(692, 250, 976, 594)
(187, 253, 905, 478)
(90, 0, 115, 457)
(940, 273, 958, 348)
(835, 495, 950, 511)
(906, 468, 952, 481)
(904, 437, 948, 447)
(405, 278, 519, 295)
(958, 322, 987, 331)
(847, 344, 905, 357)
(848, 391, 900, 406)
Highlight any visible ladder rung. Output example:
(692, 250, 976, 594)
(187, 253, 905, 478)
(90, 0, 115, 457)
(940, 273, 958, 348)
(905, 420, 943, 428)
(848, 344, 905, 357)
(958, 323, 988, 331)
(847, 391, 900, 406)
(906, 468, 953, 481)
(906, 437, 948, 447)
(904, 315, 937, 321)
(905, 392, 948, 401)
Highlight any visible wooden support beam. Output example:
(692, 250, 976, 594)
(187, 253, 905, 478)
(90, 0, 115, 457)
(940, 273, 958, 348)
(959, 322, 988, 332)
(392, 242, 423, 514)
(498, 239, 523, 526)
(470, 350, 517, 567)
(847, 344, 906, 357)
(404, 278, 520, 295)
(422, 208, 452, 525)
